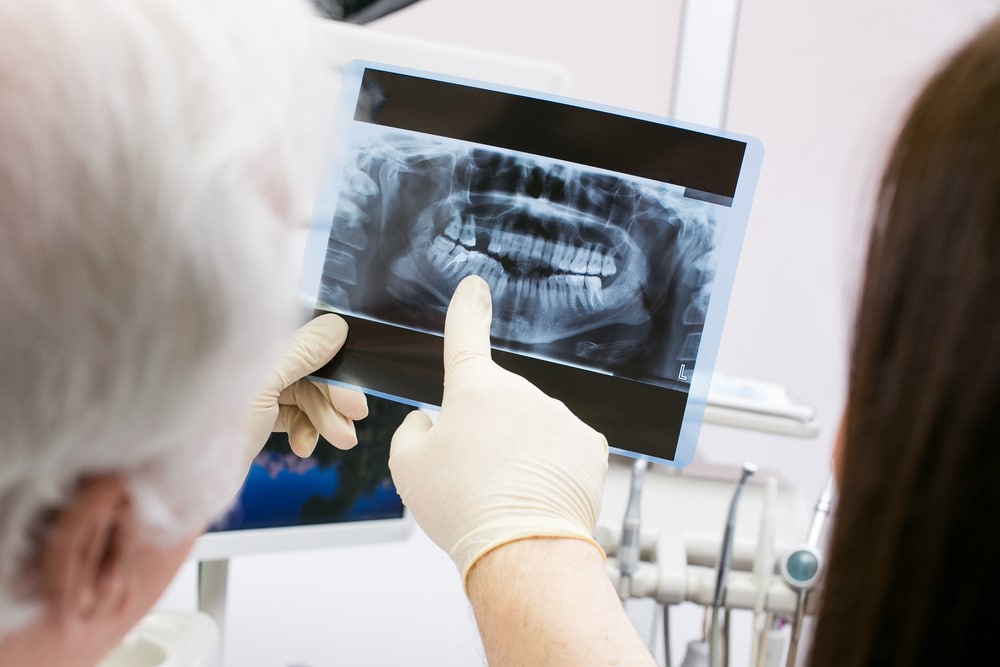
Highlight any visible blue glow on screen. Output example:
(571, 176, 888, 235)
(208, 395, 409, 532)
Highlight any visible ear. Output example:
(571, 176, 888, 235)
(37, 474, 137, 645)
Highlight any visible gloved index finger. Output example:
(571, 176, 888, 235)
(443, 275, 494, 381)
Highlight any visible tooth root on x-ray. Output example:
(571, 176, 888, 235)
(481, 255, 503, 285)
(586, 249, 603, 276)
(443, 212, 462, 242)
(429, 235, 455, 259)
(529, 236, 546, 263)
(554, 242, 571, 272)
(569, 246, 589, 274)
(585, 276, 604, 309)
(442, 245, 473, 278)
(488, 231, 503, 255)
(493, 269, 509, 300)
(602, 254, 617, 277)
(460, 217, 477, 248)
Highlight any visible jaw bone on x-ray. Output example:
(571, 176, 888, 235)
(319, 125, 720, 391)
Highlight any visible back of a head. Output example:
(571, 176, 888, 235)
(0, 0, 335, 635)
(808, 13, 1000, 667)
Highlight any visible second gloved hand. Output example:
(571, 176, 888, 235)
(246, 313, 369, 461)
(389, 275, 609, 589)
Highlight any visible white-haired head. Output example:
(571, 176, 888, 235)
(0, 0, 336, 635)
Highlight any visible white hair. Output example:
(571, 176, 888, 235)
(0, 0, 337, 635)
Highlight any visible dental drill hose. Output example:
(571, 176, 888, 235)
(709, 462, 757, 667)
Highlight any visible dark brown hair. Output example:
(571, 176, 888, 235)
(807, 14, 1000, 666)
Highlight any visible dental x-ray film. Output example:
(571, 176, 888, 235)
(300, 61, 763, 467)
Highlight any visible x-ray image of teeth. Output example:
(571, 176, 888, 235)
(318, 125, 722, 390)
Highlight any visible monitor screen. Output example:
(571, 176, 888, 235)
(192, 394, 413, 560)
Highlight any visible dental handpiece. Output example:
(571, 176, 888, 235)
(781, 472, 835, 592)
(782, 472, 836, 667)
(805, 473, 834, 548)
(712, 462, 758, 610)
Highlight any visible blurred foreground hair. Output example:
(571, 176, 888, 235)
(808, 13, 1000, 667)
(0, 0, 335, 635)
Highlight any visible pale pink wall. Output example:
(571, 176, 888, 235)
(373, 0, 684, 114)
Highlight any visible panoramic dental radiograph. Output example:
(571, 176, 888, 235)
(303, 63, 762, 465)
(318, 125, 721, 391)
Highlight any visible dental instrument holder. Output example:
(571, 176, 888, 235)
(603, 372, 820, 666)
(600, 483, 824, 667)
(703, 374, 819, 439)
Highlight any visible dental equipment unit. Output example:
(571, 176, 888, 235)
(602, 377, 823, 666)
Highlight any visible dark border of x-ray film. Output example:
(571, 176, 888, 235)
(299, 61, 764, 468)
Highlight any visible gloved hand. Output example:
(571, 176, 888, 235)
(246, 313, 369, 460)
(389, 275, 609, 589)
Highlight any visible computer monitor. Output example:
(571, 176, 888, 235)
(192, 18, 571, 559)
(192, 393, 414, 560)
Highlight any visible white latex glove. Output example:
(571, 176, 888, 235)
(389, 275, 609, 589)
(246, 313, 369, 459)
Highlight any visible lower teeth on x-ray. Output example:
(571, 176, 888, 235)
(319, 126, 721, 390)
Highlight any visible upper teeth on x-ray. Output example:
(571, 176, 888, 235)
(319, 125, 721, 388)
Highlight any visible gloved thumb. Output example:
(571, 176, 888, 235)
(390, 409, 434, 450)
(246, 313, 351, 460)
(267, 313, 348, 397)
(443, 275, 493, 383)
